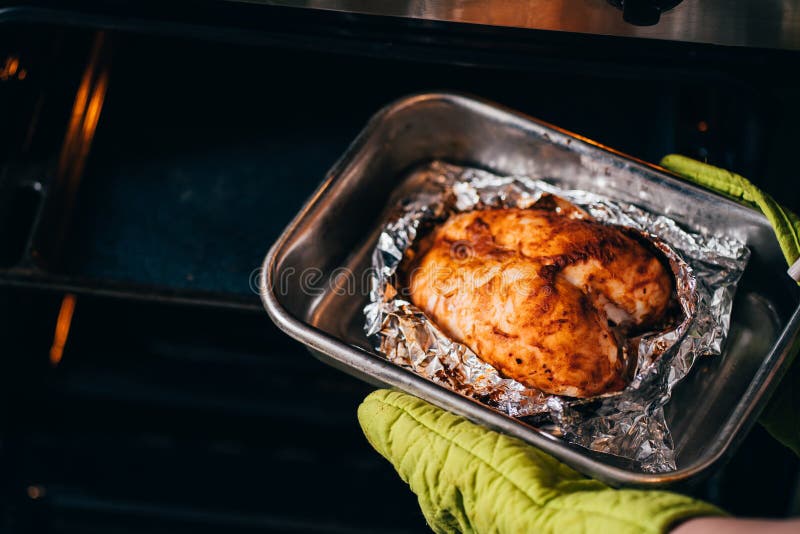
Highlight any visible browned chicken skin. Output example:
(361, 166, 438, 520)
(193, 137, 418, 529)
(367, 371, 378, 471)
(406, 205, 673, 397)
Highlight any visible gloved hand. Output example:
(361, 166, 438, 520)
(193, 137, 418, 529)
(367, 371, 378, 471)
(359, 389, 723, 534)
(357, 155, 800, 533)
(660, 155, 800, 456)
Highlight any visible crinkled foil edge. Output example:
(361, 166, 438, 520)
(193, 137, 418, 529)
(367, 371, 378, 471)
(363, 161, 749, 473)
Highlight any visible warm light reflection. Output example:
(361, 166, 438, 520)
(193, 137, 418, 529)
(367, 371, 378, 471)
(49, 294, 77, 366)
(57, 51, 94, 174)
(27, 485, 45, 499)
(57, 33, 109, 193)
(0, 55, 26, 81)
(49, 32, 110, 260)
(82, 70, 108, 145)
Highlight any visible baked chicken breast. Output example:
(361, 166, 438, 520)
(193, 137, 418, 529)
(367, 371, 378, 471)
(406, 204, 673, 397)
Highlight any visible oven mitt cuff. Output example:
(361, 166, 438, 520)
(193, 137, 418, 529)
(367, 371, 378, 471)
(660, 154, 800, 266)
(358, 389, 724, 534)
(660, 154, 800, 456)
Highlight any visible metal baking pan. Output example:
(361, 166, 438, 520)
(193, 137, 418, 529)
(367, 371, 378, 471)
(260, 93, 800, 487)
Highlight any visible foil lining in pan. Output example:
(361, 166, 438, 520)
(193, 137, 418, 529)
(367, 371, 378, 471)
(363, 161, 749, 472)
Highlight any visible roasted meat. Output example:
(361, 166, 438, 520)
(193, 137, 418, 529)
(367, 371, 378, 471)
(406, 204, 673, 397)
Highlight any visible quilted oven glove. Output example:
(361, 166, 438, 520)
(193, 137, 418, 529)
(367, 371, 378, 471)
(661, 155, 800, 457)
(357, 155, 800, 534)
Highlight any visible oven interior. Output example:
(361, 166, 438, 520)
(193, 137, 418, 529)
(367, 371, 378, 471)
(2, 5, 800, 531)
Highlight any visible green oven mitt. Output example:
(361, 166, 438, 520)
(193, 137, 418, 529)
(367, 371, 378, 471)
(359, 390, 723, 534)
(357, 155, 798, 534)
(660, 154, 800, 456)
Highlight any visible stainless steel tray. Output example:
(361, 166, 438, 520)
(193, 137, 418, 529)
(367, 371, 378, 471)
(260, 93, 800, 487)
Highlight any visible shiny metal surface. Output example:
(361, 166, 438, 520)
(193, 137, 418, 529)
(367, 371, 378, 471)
(364, 161, 748, 473)
(260, 93, 800, 486)
(249, 0, 800, 51)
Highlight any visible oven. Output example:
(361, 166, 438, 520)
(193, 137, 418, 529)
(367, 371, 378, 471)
(1, 1, 799, 531)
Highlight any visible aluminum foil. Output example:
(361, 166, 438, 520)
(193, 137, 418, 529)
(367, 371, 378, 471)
(363, 161, 749, 472)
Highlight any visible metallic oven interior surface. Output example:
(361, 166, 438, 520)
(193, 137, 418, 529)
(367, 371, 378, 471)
(262, 92, 800, 487)
(253, 0, 800, 52)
